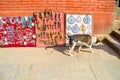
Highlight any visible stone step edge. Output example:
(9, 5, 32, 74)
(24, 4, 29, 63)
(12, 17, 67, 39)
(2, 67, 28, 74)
(103, 35, 120, 55)
(110, 30, 120, 42)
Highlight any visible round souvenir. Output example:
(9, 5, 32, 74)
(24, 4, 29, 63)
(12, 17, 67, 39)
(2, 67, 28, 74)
(67, 15, 75, 24)
(16, 17, 22, 25)
(10, 17, 16, 24)
(1, 17, 7, 24)
(71, 24, 80, 33)
(76, 16, 82, 22)
(67, 25, 71, 30)
(83, 15, 91, 24)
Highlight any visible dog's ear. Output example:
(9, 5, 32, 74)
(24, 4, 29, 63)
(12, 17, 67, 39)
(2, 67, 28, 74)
(65, 32, 72, 40)
(65, 35, 69, 40)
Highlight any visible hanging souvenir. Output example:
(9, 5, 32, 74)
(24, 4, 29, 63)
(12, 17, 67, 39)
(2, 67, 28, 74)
(83, 15, 91, 24)
(71, 24, 80, 33)
(76, 16, 82, 22)
(67, 15, 75, 24)
(16, 17, 22, 26)
(21, 16, 26, 28)
(10, 17, 16, 24)
(28, 16, 33, 28)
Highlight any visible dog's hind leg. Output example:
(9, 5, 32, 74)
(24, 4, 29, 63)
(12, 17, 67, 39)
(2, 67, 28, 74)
(78, 45, 82, 53)
(89, 44, 94, 53)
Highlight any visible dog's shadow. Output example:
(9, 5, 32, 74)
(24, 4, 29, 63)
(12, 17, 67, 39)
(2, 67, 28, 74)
(45, 43, 120, 59)
(45, 46, 71, 56)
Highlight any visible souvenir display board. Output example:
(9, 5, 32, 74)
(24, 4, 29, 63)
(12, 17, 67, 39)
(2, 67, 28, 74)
(0, 16, 36, 47)
(34, 10, 65, 47)
(66, 14, 92, 45)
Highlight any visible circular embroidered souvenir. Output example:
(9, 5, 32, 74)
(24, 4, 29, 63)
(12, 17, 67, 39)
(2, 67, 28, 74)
(83, 15, 91, 24)
(67, 15, 75, 24)
(76, 16, 82, 22)
(71, 24, 80, 33)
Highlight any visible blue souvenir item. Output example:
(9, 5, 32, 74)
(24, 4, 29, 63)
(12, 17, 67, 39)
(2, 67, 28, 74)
(21, 16, 26, 28)
(67, 15, 75, 24)
(71, 24, 80, 33)
(76, 16, 82, 22)
(83, 15, 91, 24)
(28, 16, 33, 28)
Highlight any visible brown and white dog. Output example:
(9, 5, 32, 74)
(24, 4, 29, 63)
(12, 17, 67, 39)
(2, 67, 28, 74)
(66, 34, 102, 56)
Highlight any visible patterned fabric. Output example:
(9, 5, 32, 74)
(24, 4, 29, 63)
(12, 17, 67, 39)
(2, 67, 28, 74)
(0, 16, 36, 47)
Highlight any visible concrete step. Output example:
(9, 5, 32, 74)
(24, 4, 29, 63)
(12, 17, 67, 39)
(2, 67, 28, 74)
(110, 30, 120, 42)
(103, 35, 120, 55)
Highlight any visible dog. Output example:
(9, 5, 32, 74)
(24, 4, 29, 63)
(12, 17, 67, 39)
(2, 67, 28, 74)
(66, 34, 102, 56)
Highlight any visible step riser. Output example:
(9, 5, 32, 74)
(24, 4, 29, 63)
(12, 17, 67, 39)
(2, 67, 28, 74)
(110, 31, 120, 41)
(103, 38, 120, 55)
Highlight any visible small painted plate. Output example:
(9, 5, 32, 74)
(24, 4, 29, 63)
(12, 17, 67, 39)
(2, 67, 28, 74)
(83, 15, 91, 24)
(71, 24, 80, 33)
(76, 16, 82, 22)
(67, 15, 75, 24)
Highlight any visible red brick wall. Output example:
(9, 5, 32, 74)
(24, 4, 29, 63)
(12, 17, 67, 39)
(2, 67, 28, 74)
(0, 0, 115, 34)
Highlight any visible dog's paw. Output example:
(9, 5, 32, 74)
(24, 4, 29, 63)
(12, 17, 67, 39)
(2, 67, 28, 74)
(91, 51, 94, 53)
(79, 51, 81, 53)
(69, 54, 73, 56)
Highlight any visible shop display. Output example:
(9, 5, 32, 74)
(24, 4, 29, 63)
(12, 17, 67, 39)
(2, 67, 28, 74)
(0, 16, 36, 47)
(66, 14, 92, 45)
(34, 10, 65, 47)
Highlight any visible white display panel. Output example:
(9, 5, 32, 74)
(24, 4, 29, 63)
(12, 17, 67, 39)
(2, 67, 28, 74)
(66, 14, 93, 45)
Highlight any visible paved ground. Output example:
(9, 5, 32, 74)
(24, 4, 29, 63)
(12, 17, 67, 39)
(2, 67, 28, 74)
(0, 43, 120, 80)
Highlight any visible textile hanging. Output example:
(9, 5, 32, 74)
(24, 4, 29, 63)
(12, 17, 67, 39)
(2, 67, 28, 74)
(0, 16, 36, 47)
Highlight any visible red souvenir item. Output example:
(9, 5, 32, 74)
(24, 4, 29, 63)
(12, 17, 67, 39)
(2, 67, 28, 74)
(0, 16, 36, 47)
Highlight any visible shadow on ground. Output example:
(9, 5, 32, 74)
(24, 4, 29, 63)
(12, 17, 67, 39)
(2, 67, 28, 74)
(45, 42, 120, 59)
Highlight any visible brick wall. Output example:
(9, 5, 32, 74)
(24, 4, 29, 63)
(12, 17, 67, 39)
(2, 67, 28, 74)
(0, 0, 115, 34)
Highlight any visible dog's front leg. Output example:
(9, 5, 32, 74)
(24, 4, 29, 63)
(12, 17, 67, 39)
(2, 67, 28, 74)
(69, 42, 76, 56)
